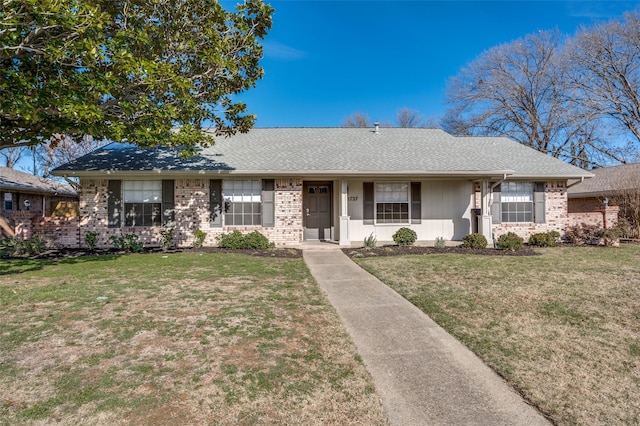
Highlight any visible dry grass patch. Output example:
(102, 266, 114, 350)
(354, 245, 640, 426)
(0, 252, 386, 425)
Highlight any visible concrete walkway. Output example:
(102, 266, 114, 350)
(303, 247, 550, 426)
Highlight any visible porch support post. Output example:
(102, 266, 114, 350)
(339, 179, 351, 246)
(479, 179, 493, 244)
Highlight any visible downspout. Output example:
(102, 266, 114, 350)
(487, 174, 508, 215)
(62, 175, 80, 191)
(566, 176, 585, 189)
(490, 174, 508, 192)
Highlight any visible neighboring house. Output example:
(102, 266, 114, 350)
(51, 127, 592, 247)
(0, 166, 78, 237)
(568, 163, 640, 230)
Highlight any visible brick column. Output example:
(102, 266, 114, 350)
(602, 205, 620, 229)
(13, 211, 36, 240)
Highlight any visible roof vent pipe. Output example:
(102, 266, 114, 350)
(374, 122, 379, 134)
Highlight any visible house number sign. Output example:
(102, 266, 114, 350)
(348, 196, 358, 201)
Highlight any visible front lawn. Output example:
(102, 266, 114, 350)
(0, 252, 387, 425)
(353, 245, 640, 426)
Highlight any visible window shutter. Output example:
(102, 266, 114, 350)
(262, 179, 275, 227)
(107, 180, 122, 228)
(209, 179, 222, 227)
(491, 184, 501, 224)
(411, 182, 421, 224)
(534, 182, 546, 224)
(162, 180, 175, 226)
(363, 182, 374, 225)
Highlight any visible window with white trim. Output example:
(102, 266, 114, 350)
(501, 181, 533, 223)
(223, 180, 262, 226)
(4, 192, 13, 211)
(124, 181, 162, 227)
(375, 182, 409, 223)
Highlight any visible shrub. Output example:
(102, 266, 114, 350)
(363, 233, 377, 250)
(85, 231, 99, 251)
(601, 226, 622, 246)
(615, 217, 634, 239)
(392, 227, 417, 246)
(528, 231, 560, 247)
(216, 230, 244, 249)
(110, 234, 144, 252)
(216, 230, 273, 249)
(565, 223, 601, 245)
(1, 235, 50, 257)
(243, 231, 273, 249)
(159, 228, 174, 251)
(496, 232, 524, 251)
(434, 236, 446, 249)
(193, 228, 207, 248)
(461, 233, 487, 249)
(0, 239, 12, 257)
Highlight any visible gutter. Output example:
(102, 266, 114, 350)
(53, 169, 518, 179)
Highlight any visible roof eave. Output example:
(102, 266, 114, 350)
(509, 173, 594, 180)
(52, 169, 519, 179)
(567, 189, 620, 198)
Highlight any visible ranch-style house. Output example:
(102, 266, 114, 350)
(52, 127, 593, 248)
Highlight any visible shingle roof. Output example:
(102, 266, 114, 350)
(568, 163, 640, 197)
(0, 167, 77, 196)
(52, 127, 593, 179)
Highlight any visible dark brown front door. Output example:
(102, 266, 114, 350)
(303, 182, 332, 240)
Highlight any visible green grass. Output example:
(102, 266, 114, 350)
(0, 252, 387, 425)
(353, 244, 640, 426)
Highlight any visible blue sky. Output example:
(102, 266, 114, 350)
(228, 0, 640, 127)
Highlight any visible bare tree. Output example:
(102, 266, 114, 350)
(36, 135, 108, 178)
(0, 147, 26, 168)
(569, 12, 640, 147)
(395, 107, 437, 128)
(444, 30, 623, 167)
(609, 172, 640, 239)
(342, 112, 372, 128)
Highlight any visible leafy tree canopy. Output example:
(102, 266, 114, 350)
(0, 0, 273, 151)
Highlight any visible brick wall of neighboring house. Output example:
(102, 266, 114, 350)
(39, 217, 80, 247)
(13, 211, 35, 240)
(12, 211, 80, 247)
(568, 197, 619, 229)
(492, 181, 568, 241)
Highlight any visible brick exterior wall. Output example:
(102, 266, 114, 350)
(13, 211, 80, 247)
(568, 197, 619, 229)
(66, 177, 305, 248)
(12, 177, 597, 248)
(492, 181, 568, 241)
(178, 178, 304, 247)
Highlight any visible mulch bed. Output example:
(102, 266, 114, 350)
(3, 245, 548, 261)
(343, 245, 541, 258)
(2, 246, 304, 261)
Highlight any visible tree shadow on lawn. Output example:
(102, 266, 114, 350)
(0, 253, 123, 276)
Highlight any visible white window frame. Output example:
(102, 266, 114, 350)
(501, 181, 533, 223)
(223, 179, 262, 226)
(375, 182, 410, 224)
(123, 180, 162, 227)
(4, 192, 13, 211)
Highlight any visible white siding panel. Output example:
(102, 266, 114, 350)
(346, 180, 473, 243)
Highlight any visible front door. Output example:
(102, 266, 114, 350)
(303, 182, 332, 240)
